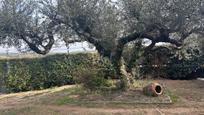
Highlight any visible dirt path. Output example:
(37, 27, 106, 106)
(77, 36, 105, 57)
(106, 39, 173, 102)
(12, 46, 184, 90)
(43, 105, 204, 115)
(0, 80, 204, 115)
(1, 104, 203, 115)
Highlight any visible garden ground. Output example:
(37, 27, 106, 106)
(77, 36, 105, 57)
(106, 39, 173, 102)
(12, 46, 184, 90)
(0, 80, 204, 115)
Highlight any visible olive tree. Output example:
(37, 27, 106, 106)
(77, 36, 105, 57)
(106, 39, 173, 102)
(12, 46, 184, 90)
(39, 0, 204, 88)
(1, 0, 204, 89)
(0, 0, 55, 54)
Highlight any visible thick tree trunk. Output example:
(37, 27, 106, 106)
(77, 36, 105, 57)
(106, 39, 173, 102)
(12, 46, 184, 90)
(113, 57, 135, 90)
(109, 41, 136, 90)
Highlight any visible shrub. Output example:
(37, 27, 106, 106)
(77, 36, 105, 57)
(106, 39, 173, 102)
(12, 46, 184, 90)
(139, 57, 202, 80)
(75, 68, 110, 91)
(160, 58, 201, 79)
(6, 60, 31, 92)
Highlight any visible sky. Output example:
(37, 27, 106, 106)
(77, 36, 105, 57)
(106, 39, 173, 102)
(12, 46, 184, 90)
(0, 42, 95, 54)
(0, 39, 153, 54)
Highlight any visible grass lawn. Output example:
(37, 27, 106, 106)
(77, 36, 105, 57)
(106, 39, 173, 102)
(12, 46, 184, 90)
(0, 80, 204, 115)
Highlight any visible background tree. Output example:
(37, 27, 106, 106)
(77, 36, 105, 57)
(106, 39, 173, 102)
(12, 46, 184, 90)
(0, 0, 55, 54)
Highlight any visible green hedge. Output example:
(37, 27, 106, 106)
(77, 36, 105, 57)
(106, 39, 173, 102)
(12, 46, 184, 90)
(0, 53, 101, 92)
(139, 58, 203, 79)
(1, 52, 202, 92)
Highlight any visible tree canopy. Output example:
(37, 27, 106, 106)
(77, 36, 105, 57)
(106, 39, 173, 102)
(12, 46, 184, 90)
(1, 0, 204, 88)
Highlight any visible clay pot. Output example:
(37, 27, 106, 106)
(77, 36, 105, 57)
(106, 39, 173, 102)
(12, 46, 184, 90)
(143, 83, 163, 97)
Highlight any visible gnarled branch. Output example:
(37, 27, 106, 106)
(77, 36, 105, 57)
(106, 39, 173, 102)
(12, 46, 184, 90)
(20, 22, 55, 55)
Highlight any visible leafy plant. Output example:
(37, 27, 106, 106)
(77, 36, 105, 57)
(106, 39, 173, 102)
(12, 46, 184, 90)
(76, 68, 110, 91)
(0, 53, 103, 92)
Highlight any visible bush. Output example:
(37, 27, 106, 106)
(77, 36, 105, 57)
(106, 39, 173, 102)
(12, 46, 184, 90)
(139, 57, 202, 80)
(160, 59, 201, 79)
(75, 68, 110, 91)
(6, 61, 31, 92)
